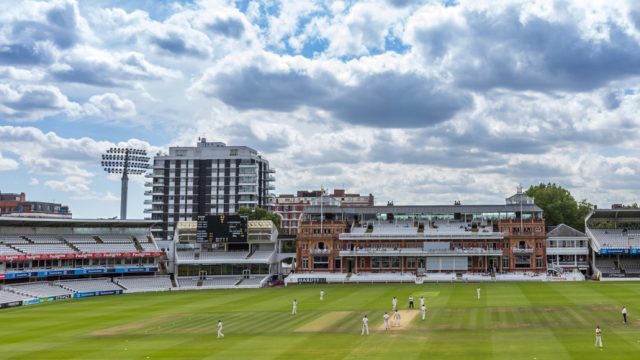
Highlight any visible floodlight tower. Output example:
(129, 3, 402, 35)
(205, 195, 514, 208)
(101, 148, 150, 219)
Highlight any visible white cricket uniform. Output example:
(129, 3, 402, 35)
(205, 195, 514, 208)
(292, 301, 297, 315)
(383, 314, 390, 330)
(320, 291, 324, 301)
(217, 321, 224, 338)
(361, 317, 369, 335)
(421, 305, 426, 320)
(420, 297, 425, 307)
(595, 328, 603, 347)
(477, 288, 481, 300)
(393, 312, 401, 327)
(392, 298, 398, 311)
(622, 307, 628, 323)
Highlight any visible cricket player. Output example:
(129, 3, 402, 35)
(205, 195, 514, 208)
(409, 295, 414, 309)
(421, 304, 426, 320)
(393, 310, 401, 327)
(383, 312, 390, 330)
(362, 315, 369, 335)
(392, 296, 398, 311)
(477, 287, 481, 300)
(419, 296, 425, 308)
(622, 306, 628, 324)
(320, 290, 324, 301)
(292, 299, 297, 315)
(217, 320, 224, 338)
(595, 325, 603, 348)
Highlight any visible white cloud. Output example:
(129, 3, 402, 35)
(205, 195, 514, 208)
(0, 152, 19, 171)
(83, 93, 137, 119)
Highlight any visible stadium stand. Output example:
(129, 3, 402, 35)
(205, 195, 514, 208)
(6, 283, 74, 298)
(56, 279, 124, 293)
(0, 289, 36, 304)
(114, 276, 173, 293)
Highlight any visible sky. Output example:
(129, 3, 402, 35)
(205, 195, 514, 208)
(1, 0, 640, 219)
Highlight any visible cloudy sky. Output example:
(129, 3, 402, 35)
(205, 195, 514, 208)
(1, 0, 640, 218)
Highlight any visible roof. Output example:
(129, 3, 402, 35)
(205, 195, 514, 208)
(587, 209, 640, 221)
(303, 204, 542, 215)
(0, 217, 156, 228)
(547, 224, 586, 238)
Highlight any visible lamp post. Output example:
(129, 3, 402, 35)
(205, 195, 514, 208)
(101, 147, 150, 219)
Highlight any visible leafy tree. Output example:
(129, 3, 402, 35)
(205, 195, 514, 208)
(525, 183, 594, 232)
(237, 207, 281, 228)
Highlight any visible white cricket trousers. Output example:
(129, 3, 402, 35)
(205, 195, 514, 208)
(362, 324, 369, 335)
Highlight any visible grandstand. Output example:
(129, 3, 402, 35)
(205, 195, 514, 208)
(586, 209, 640, 279)
(296, 189, 547, 275)
(172, 218, 279, 281)
(0, 218, 163, 288)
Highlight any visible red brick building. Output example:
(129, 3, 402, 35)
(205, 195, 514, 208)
(296, 190, 546, 274)
(271, 189, 373, 236)
(0, 191, 71, 218)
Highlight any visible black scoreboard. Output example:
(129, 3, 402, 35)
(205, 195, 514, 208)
(196, 215, 248, 243)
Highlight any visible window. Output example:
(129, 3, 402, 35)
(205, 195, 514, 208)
(302, 256, 308, 269)
(406, 257, 416, 268)
(502, 256, 509, 269)
(313, 256, 329, 269)
(536, 255, 543, 268)
(515, 255, 530, 268)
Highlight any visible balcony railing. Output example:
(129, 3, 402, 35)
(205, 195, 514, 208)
(512, 248, 534, 254)
(339, 247, 502, 257)
(310, 248, 331, 255)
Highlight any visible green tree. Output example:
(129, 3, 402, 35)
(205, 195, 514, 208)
(237, 207, 281, 228)
(525, 183, 594, 232)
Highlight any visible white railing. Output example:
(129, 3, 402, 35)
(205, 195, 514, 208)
(339, 233, 503, 240)
(512, 248, 533, 254)
(339, 248, 502, 256)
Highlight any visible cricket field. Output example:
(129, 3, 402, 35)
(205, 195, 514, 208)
(1, 282, 639, 359)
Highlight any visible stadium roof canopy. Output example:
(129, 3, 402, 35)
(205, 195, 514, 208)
(586, 209, 640, 222)
(303, 204, 542, 215)
(0, 217, 156, 228)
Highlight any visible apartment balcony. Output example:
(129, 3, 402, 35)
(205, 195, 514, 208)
(144, 200, 152, 205)
(143, 208, 164, 214)
(144, 182, 153, 187)
(144, 173, 153, 178)
(239, 163, 257, 167)
(512, 248, 534, 254)
(266, 176, 275, 182)
(266, 168, 276, 174)
(267, 185, 275, 190)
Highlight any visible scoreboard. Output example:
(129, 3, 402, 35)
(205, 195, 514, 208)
(196, 215, 248, 244)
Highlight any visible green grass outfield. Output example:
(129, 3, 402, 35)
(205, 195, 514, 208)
(1, 282, 640, 359)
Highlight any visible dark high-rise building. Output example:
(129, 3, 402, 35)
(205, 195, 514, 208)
(144, 139, 275, 240)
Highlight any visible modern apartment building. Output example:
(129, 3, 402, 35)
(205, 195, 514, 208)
(144, 139, 275, 240)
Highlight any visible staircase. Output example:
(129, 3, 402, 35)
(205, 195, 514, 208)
(60, 237, 80, 252)
(132, 237, 144, 252)
(5, 243, 25, 254)
(95, 236, 104, 244)
(21, 236, 34, 244)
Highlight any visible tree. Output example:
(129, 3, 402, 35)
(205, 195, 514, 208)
(237, 207, 281, 228)
(525, 183, 594, 232)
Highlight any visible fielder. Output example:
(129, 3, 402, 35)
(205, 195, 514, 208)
(393, 310, 401, 327)
(217, 320, 224, 338)
(320, 290, 325, 301)
(361, 315, 369, 335)
(595, 325, 603, 348)
(421, 304, 426, 320)
(419, 296, 425, 308)
(622, 306, 628, 324)
(383, 312, 390, 330)
(409, 295, 414, 309)
(477, 287, 481, 300)
(292, 299, 297, 315)
(392, 296, 398, 311)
